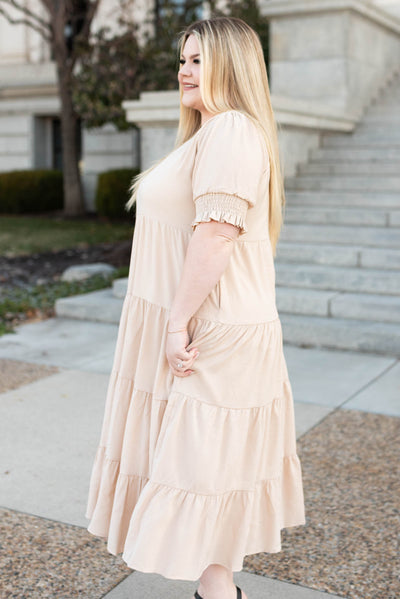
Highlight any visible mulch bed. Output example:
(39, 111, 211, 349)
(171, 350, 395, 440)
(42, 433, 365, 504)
(0, 240, 132, 292)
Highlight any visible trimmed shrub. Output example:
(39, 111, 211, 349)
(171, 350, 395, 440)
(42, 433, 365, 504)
(95, 168, 139, 220)
(0, 170, 63, 213)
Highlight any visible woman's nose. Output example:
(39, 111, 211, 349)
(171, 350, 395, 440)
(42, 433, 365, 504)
(180, 62, 191, 76)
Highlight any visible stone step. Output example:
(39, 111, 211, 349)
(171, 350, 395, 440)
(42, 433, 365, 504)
(370, 101, 400, 109)
(276, 286, 400, 323)
(54, 282, 400, 355)
(55, 288, 124, 324)
(362, 113, 400, 123)
(368, 98, 400, 113)
(279, 313, 400, 357)
(285, 175, 400, 192)
(309, 147, 400, 161)
(284, 205, 398, 226)
(275, 262, 400, 295)
(279, 223, 400, 248)
(322, 134, 400, 147)
(298, 162, 400, 176)
(285, 191, 400, 208)
(276, 241, 400, 270)
(355, 124, 400, 136)
(112, 277, 128, 298)
(366, 105, 400, 117)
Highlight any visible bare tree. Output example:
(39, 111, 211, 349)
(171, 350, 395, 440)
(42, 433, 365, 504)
(0, 0, 101, 215)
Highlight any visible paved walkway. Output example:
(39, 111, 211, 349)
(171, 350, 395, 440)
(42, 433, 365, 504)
(0, 316, 398, 598)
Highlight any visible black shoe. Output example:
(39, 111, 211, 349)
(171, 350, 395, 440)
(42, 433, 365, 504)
(194, 585, 242, 599)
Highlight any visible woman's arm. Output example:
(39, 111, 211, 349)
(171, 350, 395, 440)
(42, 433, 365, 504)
(166, 219, 240, 377)
(168, 219, 240, 329)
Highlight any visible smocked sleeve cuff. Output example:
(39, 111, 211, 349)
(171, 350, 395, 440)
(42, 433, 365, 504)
(191, 193, 249, 235)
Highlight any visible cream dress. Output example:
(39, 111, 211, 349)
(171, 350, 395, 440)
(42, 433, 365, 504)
(85, 110, 306, 581)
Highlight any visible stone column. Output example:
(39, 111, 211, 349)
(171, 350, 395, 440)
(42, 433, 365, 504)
(261, 0, 400, 115)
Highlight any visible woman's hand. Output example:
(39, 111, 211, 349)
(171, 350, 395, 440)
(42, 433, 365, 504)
(166, 329, 199, 377)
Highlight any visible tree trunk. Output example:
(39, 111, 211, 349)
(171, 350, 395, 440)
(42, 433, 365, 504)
(56, 63, 85, 216)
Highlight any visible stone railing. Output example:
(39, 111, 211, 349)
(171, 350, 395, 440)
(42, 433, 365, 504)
(123, 0, 400, 177)
(123, 90, 359, 177)
(261, 0, 400, 115)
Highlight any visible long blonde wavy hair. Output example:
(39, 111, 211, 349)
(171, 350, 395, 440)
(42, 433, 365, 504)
(125, 16, 286, 256)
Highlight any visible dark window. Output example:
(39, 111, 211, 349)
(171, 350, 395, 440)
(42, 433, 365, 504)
(52, 118, 82, 170)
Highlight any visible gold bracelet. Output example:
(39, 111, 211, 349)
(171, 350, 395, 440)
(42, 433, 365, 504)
(167, 326, 187, 333)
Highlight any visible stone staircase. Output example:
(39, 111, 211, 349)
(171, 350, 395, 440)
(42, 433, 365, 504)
(56, 72, 400, 357)
(276, 71, 400, 357)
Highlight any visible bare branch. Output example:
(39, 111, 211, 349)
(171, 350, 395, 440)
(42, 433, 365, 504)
(0, 0, 51, 31)
(39, 0, 54, 15)
(76, 0, 101, 43)
(0, 7, 51, 41)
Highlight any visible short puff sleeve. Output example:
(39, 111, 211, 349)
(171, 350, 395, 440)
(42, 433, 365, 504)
(191, 111, 267, 236)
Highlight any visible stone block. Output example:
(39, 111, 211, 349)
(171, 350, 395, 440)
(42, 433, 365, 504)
(141, 127, 177, 170)
(284, 205, 387, 226)
(61, 263, 116, 282)
(276, 286, 332, 316)
(279, 312, 400, 357)
(270, 12, 345, 61)
(276, 241, 358, 267)
(112, 277, 129, 298)
(331, 292, 400, 323)
(55, 288, 123, 324)
(279, 223, 400, 248)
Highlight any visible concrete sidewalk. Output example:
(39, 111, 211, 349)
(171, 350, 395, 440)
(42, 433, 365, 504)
(0, 316, 398, 598)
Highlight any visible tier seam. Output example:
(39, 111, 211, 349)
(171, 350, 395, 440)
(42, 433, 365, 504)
(96, 447, 300, 496)
(110, 371, 167, 402)
(110, 369, 290, 410)
(149, 463, 300, 497)
(136, 213, 269, 244)
(169, 388, 289, 411)
(123, 294, 280, 326)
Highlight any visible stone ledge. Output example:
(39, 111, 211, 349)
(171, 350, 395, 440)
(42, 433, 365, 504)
(262, 0, 400, 35)
(123, 91, 358, 132)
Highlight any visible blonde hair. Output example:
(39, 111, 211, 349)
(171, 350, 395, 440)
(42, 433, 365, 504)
(125, 16, 286, 256)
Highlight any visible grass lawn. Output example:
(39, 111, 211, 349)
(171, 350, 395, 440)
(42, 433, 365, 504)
(0, 214, 133, 335)
(0, 214, 134, 257)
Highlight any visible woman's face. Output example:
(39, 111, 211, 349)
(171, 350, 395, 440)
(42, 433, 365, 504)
(178, 34, 214, 124)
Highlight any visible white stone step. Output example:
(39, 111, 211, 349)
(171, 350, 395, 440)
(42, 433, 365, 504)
(285, 191, 400, 208)
(355, 125, 400, 137)
(279, 313, 400, 357)
(284, 205, 394, 226)
(366, 106, 400, 117)
(276, 242, 400, 270)
(275, 262, 400, 295)
(112, 277, 129, 298)
(55, 288, 124, 324)
(322, 134, 400, 147)
(298, 162, 400, 176)
(371, 101, 400, 109)
(309, 147, 400, 161)
(362, 113, 400, 123)
(276, 286, 400, 323)
(279, 223, 400, 248)
(285, 175, 400, 192)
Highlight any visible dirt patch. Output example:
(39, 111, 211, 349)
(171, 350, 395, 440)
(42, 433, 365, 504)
(0, 240, 132, 291)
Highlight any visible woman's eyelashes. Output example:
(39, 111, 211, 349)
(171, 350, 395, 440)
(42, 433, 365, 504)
(179, 59, 200, 65)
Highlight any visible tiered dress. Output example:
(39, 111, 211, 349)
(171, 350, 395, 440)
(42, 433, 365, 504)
(85, 110, 306, 581)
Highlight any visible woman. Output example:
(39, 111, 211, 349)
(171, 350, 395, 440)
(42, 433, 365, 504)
(85, 16, 306, 599)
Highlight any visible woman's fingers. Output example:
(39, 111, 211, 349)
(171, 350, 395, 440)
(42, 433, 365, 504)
(171, 349, 200, 377)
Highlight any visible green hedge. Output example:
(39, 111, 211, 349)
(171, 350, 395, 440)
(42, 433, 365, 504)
(0, 170, 63, 213)
(95, 168, 139, 219)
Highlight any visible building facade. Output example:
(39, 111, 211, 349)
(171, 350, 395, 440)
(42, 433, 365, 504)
(0, 0, 399, 209)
